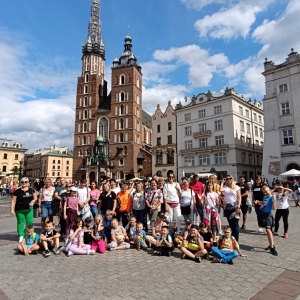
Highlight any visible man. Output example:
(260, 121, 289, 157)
(53, 177, 67, 227)
(33, 178, 44, 193)
(237, 175, 250, 229)
(116, 181, 132, 228)
(189, 174, 205, 223)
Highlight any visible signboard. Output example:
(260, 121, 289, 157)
(268, 161, 281, 176)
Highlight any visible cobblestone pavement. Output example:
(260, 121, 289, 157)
(0, 200, 300, 300)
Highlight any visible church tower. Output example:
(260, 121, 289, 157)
(110, 36, 145, 179)
(73, 0, 106, 181)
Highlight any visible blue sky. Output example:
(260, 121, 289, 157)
(0, 0, 299, 152)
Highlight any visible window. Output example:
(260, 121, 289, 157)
(119, 159, 124, 166)
(240, 121, 244, 131)
(66, 172, 69, 177)
(98, 117, 109, 140)
(185, 126, 192, 136)
(84, 97, 88, 107)
(58, 160, 61, 164)
(253, 113, 257, 122)
(66, 166, 69, 170)
(120, 75, 125, 85)
(198, 109, 206, 118)
(246, 123, 250, 133)
(254, 126, 258, 136)
(214, 120, 223, 131)
(2, 166, 7, 172)
(57, 166, 60, 170)
(84, 85, 88, 94)
(199, 138, 207, 148)
(185, 140, 193, 149)
(283, 129, 293, 144)
(157, 137, 161, 146)
(52, 172, 55, 176)
(255, 140, 259, 145)
(199, 123, 206, 132)
(156, 153, 163, 165)
(57, 172, 60, 176)
(167, 135, 172, 144)
(3, 153, 7, 159)
(52, 165, 55, 169)
(214, 105, 222, 115)
(257, 155, 261, 165)
(14, 154, 19, 160)
(120, 133, 124, 142)
(246, 137, 251, 143)
(184, 113, 191, 121)
(167, 151, 174, 164)
(239, 106, 243, 115)
(53, 160, 55, 163)
(120, 92, 125, 102)
(184, 156, 195, 166)
(168, 122, 172, 130)
(259, 128, 263, 138)
(198, 154, 210, 165)
(281, 102, 290, 115)
(248, 154, 253, 164)
(258, 115, 262, 124)
(279, 84, 288, 93)
(245, 110, 249, 118)
(157, 125, 160, 133)
(241, 152, 246, 164)
(215, 135, 224, 145)
(214, 153, 226, 164)
(66, 160, 69, 165)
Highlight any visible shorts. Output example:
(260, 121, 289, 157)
(40, 201, 55, 218)
(258, 212, 274, 229)
(241, 199, 248, 214)
(40, 241, 55, 251)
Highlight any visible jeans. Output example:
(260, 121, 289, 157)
(211, 246, 239, 263)
(274, 208, 289, 233)
(40, 201, 55, 218)
(15, 209, 33, 237)
(133, 209, 147, 229)
(196, 203, 204, 219)
(116, 211, 129, 228)
(224, 208, 240, 241)
(90, 205, 98, 219)
(254, 204, 261, 226)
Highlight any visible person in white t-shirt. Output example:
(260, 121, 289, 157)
(220, 175, 241, 241)
(180, 179, 195, 223)
(77, 179, 92, 221)
(273, 185, 292, 238)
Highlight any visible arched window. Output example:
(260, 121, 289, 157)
(84, 85, 88, 94)
(124, 146, 127, 154)
(83, 122, 87, 133)
(120, 92, 125, 102)
(137, 77, 140, 88)
(120, 133, 124, 142)
(248, 154, 253, 165)
(241, 152, 246, 164)
(120, 75, 125, 85)
(136, 94, 140, 105)
(78, 149, 83, 157)
(83, 136, 87, 145)
(98, 117, 109, 139)
(120, 105, 124, 115)
(84, 97, 88, 106)
(120, 118, 124, 129)
(84, 110, 88, 119)
(85, 74, 89, 82)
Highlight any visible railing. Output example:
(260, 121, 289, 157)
(180, 144, 229, 153)
(193, 130, 212, 138)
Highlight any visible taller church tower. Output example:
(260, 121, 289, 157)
(73, 0, 107, 181)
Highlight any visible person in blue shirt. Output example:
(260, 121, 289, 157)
(258, 186, 278, 256)
(17, 225, 40, 256)
(154, 225, 174, 256)
(133, 222, 147, 250)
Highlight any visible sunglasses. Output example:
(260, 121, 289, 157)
(168, 175, 174, 178)
(224, 231, 231, 234)
(226, 178, 232, 180)
(21, 181, 28, 183)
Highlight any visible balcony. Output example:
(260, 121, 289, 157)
(193, 130, 212, 138)
(180, 144, 229, 154)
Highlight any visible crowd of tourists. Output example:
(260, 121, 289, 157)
(10, 171, 299, 264)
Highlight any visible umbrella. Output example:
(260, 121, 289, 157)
(279, 169, 300, 178)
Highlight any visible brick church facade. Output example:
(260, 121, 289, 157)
(72, 0, 152, 183)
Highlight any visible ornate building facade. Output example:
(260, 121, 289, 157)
(72, 0, 152, 183)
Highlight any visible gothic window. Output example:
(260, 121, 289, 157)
(120, 75, 125, 85)
(83, 122, 87, 133)
(83, 136, 87, 145)
(98, 117, 109, 139)
(136, 94, 140, 105)
(84, 97, 88, 106)
(85, 74, 89, 82)
(120, 118, 124, 129)
(120, 92, 125, 102)
(124, 146, 128, 154)
(84, 110, 88, 119)
(120, 133, 124, 142)
(120, 105, 125, 115)
(84, 85, 88, 94)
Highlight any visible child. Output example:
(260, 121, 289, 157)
(133, 222, 147, 250)
(107, 218, 130, 251)
(211, 225, 247, 264)
(65, 218, 95, 256)
(199, 222, 213, 252)
(17, 225, 39, 256)
(103, 210, 113, 243)
(40, 221, 64, 257)
(64, 186, 79, 237)
(169, 224, 178, 247)
(83, 217, 93, 245)
(154, 225, 174, 256)
(175, 219, 192, 246)
(125, 215, 137, 243)
(91, 214, 106, 254)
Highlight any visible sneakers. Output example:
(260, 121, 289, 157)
(194, 256, 201, 263)
(265, 245, 270, 251)
(283, 233, 288, 238)
(257, 228, 264, 233)
(167, 251, 172, 257)
(67, 251, 74, 257)
(228, 260, 233, 265)
(55, 246, 65, 255)
(182, 254, 186, 259)
(87, 249, 95, 255)
(154, 250, 161, 256)
(212, 257, 222, 263)
(44, 250, 50, 258)
(270, 246, 278, 256)
(273, 232, 278, 236)
(241, 225, 246, 229)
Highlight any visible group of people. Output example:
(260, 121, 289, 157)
(10, 171, 298, 264)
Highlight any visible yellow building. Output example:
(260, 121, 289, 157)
(0, 140, 27, 184)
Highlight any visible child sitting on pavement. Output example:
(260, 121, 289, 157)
(107, 218, 130, 251)
(17, 225, 39, 256)
(169, 224, 178, 247)
(133, 222, 147, 250)
(40, 221, 64, 257)
(91, 214, 106, 254)
(83, 217, 93, 245)
(154, 225, 174, 256)
(175, 219, 192, 246)
(103, 210, 113, 243)
(211, 225, 247, 264)
(125, 215, 137, 244)
(199, 222, 213, 253)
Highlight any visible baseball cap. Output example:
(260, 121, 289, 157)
(185, 219, 192, 224)
(157, 212, 165, 219)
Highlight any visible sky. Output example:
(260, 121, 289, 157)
(0, 0, 299, 152)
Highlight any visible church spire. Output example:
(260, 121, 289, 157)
(82, 0, 105, 58)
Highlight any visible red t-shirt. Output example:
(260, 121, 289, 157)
(189, 181, 204, 203)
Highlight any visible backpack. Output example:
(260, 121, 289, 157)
(218, 235, 235, 250)
(24, 232, 37, 244)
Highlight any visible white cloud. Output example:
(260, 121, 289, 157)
(154, 45, 229, 87)
(180, 0, 225, 10)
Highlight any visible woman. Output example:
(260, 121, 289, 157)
(163, 171, 182, 229)
(145, 212, 167, 247)
(77, 179, 92, 221)
(38, 178, 55, 230)
(189, 174, 205, 224)
(220, 175, 241, 241)
(252, 175, 265, 232)
(10, 177, 37, 242)
(180, 179, 195, 223)
(110, 179, 120, 195)
(273, 184, 292, 238)
(202, 183, 221, 242)
(157, 177, 165, 211)
(89, 181, 100, 219)
(132, 182, 147, 228)
(98, 182, 116, 217)
(145, 179, 163, 223)
(291, 179, 300, 207)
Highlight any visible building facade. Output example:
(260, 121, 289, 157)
(72, 0, 152, 183)
(262, 49, 300, 182)
(152, 101, 177, 178)
(176, 88, 264, 181)
(0, 140, 26, 184)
